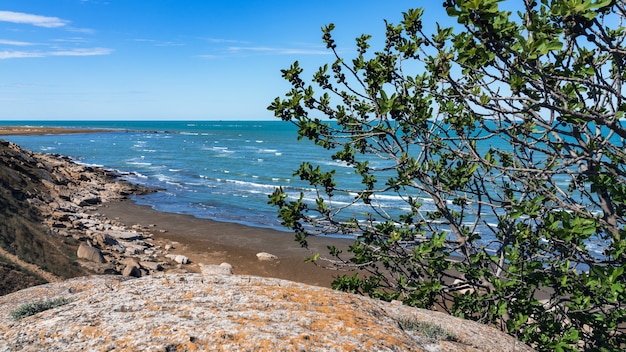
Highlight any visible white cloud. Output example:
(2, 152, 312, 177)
(67, 27, 96, 34)
(0, 47, 112, 59)
(0, 39, 34, 46)
(132, 38, 185, 47)
(227, 46, 330, 55)
(199, 43, 330, 59)
(204, 38, 249, 44)
(0, 11, 69, 28)
(0, 50, 44, 59)
(52, 37, 90, 44)
(50, 47, 112, 56)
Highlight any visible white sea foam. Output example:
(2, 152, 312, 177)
(126, 161, 152, 166)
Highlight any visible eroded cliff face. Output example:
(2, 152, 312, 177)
(0, 139, 86, 294)
(0, 139, 155, 295)
(0, 273, 534, 352)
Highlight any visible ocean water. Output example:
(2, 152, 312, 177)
(2, 120, 399, 233)
(0, 120, 615, 257)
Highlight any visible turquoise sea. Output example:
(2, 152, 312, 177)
(2, 120, 417, 234)
(2, 120, 618, 256)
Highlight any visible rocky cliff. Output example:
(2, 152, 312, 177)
(0, 139, 171, 295)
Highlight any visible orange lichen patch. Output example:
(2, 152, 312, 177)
(151, 326, 174, 339)
(80, 325, 103, 339)
(145, 298, 161, 311)
(73, 282, 97, 292)
(246, 281, 411, 348)
(174, 340, 200, 351)
(182, 291, 195, 299)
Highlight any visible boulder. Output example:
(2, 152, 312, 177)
(77, 243, 105, 263)
(108, 230, 143, 241)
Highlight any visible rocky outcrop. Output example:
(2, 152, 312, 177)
(0, 139, 193, 290)
(0, 274, 534, 351)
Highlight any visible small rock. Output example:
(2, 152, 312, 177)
(256, 252, 278, 261)
(166, 254, 189, 264)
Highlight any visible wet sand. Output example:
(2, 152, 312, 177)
(94, 199, 355, 288)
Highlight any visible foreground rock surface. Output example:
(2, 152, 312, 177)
(0, 274, 533, 352)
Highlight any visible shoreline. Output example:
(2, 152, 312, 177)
(0, 126, 353, 288)
(0, 126, 114, 136)
(92, 198, 353, 288)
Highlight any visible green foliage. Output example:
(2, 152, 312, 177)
(269, 0, 626, 350)
(10, 297, 73, 320)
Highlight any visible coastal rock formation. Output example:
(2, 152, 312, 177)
(0, 274, 533, 351)
(0, 139, 192, 294)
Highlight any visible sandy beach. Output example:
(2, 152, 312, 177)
(93, 198, 354, 288)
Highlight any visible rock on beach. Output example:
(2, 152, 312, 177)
(256, 252, 278, 261)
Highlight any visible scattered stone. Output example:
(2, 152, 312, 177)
(166, 254, 189, 264)
(77, 243, 105, 263)
(256, 252, 278, 261)
(108, 230, 143, 241)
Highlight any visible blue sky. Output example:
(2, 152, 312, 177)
(0, 0, 450, 120)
